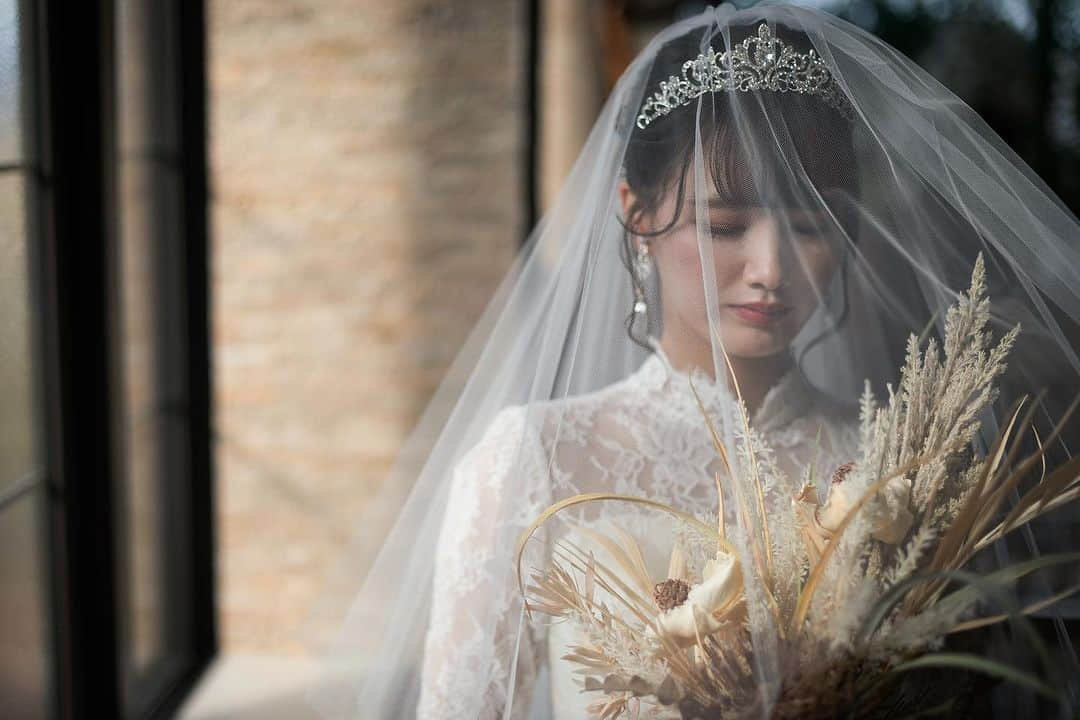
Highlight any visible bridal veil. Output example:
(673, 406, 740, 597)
(307, 3, 1080, 718)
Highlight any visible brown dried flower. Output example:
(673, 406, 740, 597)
(653, 578, 690, 612)
(832, 461, 855, 484)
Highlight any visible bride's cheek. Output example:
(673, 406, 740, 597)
(795, 244, 840, 296)
(668, 236, 708, 284)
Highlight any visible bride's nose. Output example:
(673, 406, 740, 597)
(742, 216, 789, 291)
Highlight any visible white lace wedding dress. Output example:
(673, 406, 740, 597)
(417, 344, 860, 720)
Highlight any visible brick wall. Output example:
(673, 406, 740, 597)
(210, 0, 525, 653)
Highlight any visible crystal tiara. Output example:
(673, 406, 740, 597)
(635, 21, 856, 129)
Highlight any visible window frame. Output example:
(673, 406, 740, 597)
(24, 0, 216, 717)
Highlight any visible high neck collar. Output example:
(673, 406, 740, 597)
(639, 336, 812, 431)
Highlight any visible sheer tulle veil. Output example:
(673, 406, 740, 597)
(306, 3, 1080, 718)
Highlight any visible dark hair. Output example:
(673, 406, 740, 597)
(618, 22, 861, 350)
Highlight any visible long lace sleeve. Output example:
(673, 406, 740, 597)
(416, 405, 552, 719)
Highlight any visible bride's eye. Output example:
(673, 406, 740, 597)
(788, 216, 833, 241)
(710, 223, 746, 239)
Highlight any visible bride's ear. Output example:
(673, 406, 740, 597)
(617, 180, 644, 238)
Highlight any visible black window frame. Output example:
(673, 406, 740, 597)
(22, 0, 216, 717)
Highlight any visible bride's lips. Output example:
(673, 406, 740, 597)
(727, 302, 791, 327)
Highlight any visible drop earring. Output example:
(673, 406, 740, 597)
(633, 239, 652, 317)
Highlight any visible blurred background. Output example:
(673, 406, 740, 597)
(1, 0, 1078, 718)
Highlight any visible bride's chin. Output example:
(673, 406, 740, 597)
(713, 325, 792, 358)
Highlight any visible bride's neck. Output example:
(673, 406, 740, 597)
(657, 331, 793, 418)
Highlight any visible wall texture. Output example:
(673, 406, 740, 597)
(210, 0, 525, 653)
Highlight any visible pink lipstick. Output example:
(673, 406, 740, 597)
(728, 302, 791, 327)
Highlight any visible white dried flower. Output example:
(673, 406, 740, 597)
(816, 463, 915, 544)
(655, 552, 742, 647)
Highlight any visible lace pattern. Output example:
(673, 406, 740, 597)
(417, 350, 859, 719)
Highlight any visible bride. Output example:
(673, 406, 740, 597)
(309, 4, 1080, 719)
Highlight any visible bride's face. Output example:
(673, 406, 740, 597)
(626, 182, 843, 360)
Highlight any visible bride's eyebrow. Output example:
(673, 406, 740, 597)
(784, 208, 831, 221)
(704, 200, 830, 217)
(690, 199, 831, 220)
(704, 198, 754, 211)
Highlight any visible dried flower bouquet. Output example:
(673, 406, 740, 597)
(516, 256, 1080, 719)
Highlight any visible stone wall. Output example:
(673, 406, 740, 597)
(210, 0, 525, 653)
